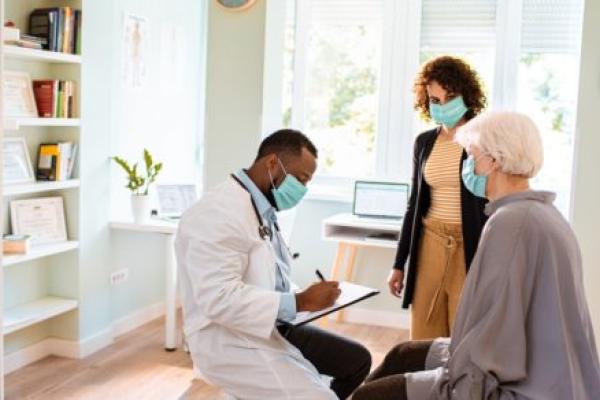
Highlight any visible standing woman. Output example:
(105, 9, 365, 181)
(388, 56, 488, 339)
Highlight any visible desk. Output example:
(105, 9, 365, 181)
(322, 213, 402, 322)
(110, 219, 179, 351)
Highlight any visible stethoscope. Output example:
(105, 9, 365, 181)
(231, 174, 299, 259)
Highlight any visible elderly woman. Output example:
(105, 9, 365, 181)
(353, 111, 600, 399)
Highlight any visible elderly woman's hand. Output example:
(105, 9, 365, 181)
(387, 269, 405, 298)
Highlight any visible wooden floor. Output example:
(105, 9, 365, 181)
(5, 317, 408, 400)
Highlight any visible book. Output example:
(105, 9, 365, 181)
(32, 80, 55, 117)
(74, 10, 82, 55)
(280, 282, 380, 327)
(32, 80, 76, 118)
(28, 7, 81, 54)
(62, 7, 72, 53)
(4, 39, 43, 49)
(2, 234, 31, 255)
(36, 142, 77, 181)
(28, 8, 59, 51)
(67, 143, 78, 179)
(37, 143, 60, 181)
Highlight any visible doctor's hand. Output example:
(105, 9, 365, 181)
(387, 269, 404, 298)
(295, 281, 341, 312)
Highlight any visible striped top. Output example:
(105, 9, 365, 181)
(423, 137, 464, 224)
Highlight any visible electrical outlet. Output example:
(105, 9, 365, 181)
(110, 268, 129, 286)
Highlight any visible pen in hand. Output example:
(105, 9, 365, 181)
(316, 269, 326, 282)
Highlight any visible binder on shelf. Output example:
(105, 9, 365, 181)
(37, 143, 60, 181)
(28, 8, 59, 51)
(36, 142, 76, 181)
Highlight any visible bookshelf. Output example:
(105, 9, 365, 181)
(3, 179, 80, 196)
(4, 117, 81, 130)
(2, 240, 79, 267)
(3, 45, 81, 64)
(1, 0, 83, 381)
(3, 296, 78, 335)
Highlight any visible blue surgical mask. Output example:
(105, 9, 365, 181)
(429, 96, 468, 128)
(269, 159, 308, 210)
(461, 155, 488, 198)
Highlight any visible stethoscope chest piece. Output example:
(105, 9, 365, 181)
(258, 225, 272, 240)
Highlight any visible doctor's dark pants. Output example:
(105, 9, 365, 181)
(278, 323, 372, 399)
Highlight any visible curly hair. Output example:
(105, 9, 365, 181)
(413, 55, 487, 122)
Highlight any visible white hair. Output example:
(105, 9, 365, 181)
(455, 111, 544, 178)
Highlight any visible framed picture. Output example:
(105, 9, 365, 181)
(10, 197, 68, 245)
(3, 137, 35, 184)
(3, 71, 38, 118)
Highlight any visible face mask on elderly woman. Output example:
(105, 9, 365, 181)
(461, 155, 493, 198)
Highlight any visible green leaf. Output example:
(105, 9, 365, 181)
(112, 156, 132, 175)
(143, 148, 153, 171)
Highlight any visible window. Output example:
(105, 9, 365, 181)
(517, 0, 584, 215)
(284, 0, 384, 178)
(415, 0, 498, 134)
(420, 0, 497, 98)
(280, 0, 584, 215)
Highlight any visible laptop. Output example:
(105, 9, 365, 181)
(155, 184, 198, 220)
(352, 181, 408, 224)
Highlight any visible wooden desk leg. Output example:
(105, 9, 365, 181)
(337, 244, 358, 323)
(320, 243, 347, 327)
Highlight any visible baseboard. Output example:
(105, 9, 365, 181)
(4, 339, 52, 375)
(77, 328, 115, 358)
(4, 301, 167, 375)
(342, 308, 411, 329)
(112, 301, 166, 338)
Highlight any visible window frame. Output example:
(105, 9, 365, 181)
(281, 0, 582, 210)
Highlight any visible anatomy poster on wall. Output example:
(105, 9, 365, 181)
(122, 13, 148, 88)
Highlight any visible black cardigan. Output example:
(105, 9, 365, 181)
(393, 127, 488, 309)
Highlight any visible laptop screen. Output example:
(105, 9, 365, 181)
(156, 184, 198, 217)
(353, 181, 408, 219)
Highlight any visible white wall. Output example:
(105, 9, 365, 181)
(106, 0, 205, 323)
(571, 0, 600, 345)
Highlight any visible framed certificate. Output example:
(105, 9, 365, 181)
(10, 197, 68, 245)
(3, 137, 35, 184)
(3, 71, 38, 118)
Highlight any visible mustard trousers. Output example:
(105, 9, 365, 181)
(410, 217, 466, 340)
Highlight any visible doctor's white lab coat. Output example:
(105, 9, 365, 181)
(175, 177, 336, 400)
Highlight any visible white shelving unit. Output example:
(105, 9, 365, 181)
(4, 117, 81, 130)
(1, 0, 84, 383)
(3, 179, 80, 196)
(3, 45, 81, 64)
(2, 241, 79, 267)
(3, 297, 78, 335)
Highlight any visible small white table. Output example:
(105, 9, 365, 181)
(110, 219, 179, 351)
(322, 213, 402, 322)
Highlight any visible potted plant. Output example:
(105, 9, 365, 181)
(112, 149, 162, 223)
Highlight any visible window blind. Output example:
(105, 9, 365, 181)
(521, 0, 584, 54)
(310, 0, 384, 26)
(421, 0, 498, 52)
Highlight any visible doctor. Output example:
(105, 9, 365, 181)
(176, 129, 372, 400)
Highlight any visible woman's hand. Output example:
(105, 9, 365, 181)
(387, 269, 405, 298)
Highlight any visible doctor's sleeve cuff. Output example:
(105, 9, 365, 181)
(277, 293, 297, 321)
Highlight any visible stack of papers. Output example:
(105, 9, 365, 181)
(285, 281, 380, 326)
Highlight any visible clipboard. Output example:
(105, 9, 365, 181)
(280, 281, 380, 327)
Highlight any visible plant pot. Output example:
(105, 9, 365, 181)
(131, 194, 150, 224)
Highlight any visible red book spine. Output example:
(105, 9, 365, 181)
(32, 80, 55, 118)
